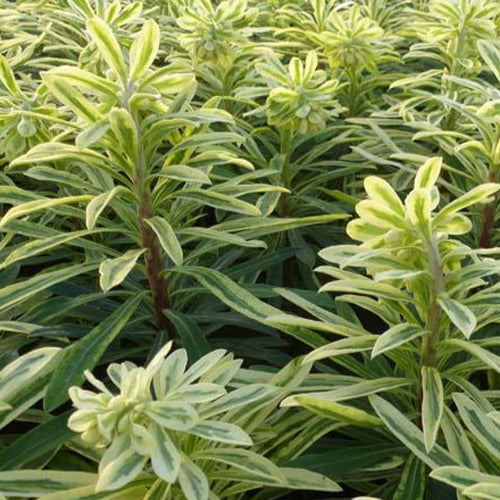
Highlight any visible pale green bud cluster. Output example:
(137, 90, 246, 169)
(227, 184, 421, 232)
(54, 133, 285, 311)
(258, 51, 342, 134)
(317, 5, 387, 73)
(177, 0, 257, 64)
(68, 342, 251, 493)
(347, 157, 500, 252)
(412, 0, 500, 72)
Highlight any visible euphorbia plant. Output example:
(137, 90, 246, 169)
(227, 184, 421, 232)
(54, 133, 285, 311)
(5, 16, 279, 335)
(268, 157, 500, 497)
(65, 343, 341, 498)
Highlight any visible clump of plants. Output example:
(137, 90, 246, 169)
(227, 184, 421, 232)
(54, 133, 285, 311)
(1, 0, 500, 499)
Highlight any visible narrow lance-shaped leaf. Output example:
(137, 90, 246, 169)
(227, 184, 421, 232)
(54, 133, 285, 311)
(87, 17, 127, 82)
(0, 195, 92, 227)
(0, 55, 21, 96)
(44, 292, 145, 410)
(372, 324, 425, 358)
(86, 187, 121, 230)
(421, 366, 444, 452)
(43, 74, 101, 123)
(438, 294, 477, 339)
(130, 19, 159, 80)
(453, 393, 500, 460)
(478, 39, 500, 83)
(99, 249, 145, 292)
(145, 217, 183, 266)
(435, 184, 500, 222)
(178, 457, 209, 500)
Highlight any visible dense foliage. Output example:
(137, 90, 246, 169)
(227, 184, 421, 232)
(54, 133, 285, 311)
(0, 0, 500, 498)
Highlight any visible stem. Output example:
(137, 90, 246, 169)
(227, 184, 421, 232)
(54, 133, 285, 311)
(418, 236, 445, 426)
(422, 236, 445, 367)
(278, 128, 293, 217)
(479, 169, 499, 248)
(346, 68, 358, 117)
(131, 106, 175, 337)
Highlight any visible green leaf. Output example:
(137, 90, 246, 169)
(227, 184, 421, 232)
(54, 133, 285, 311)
(436, 184, 500, 222)
(422, 366, 444, 452)
(96, 448, 146, 492)
(430, 466, 500, 491)
(130, 19, 159, 80)
(446, 339, 500, 374)
(178, 457, 209, 500)
(189, 420, 252, 446)
(173, 189, 261, 216)
(356, 200, 407, 230)
(158, 165, 211, 184)
(478, 40, 500, 83)
(0, 412, 73, 470)
(292, 395, 382, 427)
(372, 324, 425, 358)
(0, 195, 92, 227)
(76, 121, 110, 148)
(304, 336, 376, 363)
(0, 353, 61, 431)
(0, 263, 99, 315)
(191, 448, 285, 482)
(145, 217, 183, 266)
(405, 188, 431, 236)
(180, 227, 264, 248)
(99, 249, 145, 292)
(170, 132, 244, 153)
(87, 17, 127, 82)
(44, 293, 144, 410)
(463, 482, 500, 499)
(280, 467, 341, 492)
(150, 424, 180, 484)
(86, 188, 121, 230)
(0, 471, 95, 497)
(320, 279, 411, 302)
(1, 230, 102, 269)
(370, 395, 456, 468)
(438, 294, 477, 338)
(453, 393, 500, 460)
(364, 175, 404, 215)
(392, 455, 425, 500)
(172, 266, 326, 348)
(109, 108, 138, 161)
(165, 311, 210, 362)
(283, 378, 412, 407)
(441, 407, 478, 469)
(43, 75, 101, 122)
(200, 384, 277, 419)
(0, 55, 21, 96)
(415, 157, 442, 190)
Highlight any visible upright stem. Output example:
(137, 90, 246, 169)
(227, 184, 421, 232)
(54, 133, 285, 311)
(132, 108, 175, 337)
(278, 128, 293, 217)
(479, 169, 499, 249)
(418, 236, 445, 425)
(421, 236, 445, 368)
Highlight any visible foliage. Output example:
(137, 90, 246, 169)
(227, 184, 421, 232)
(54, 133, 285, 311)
(0, 0, 500, 499)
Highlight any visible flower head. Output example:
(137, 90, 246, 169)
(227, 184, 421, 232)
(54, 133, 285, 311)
(257, 51, 342, 134)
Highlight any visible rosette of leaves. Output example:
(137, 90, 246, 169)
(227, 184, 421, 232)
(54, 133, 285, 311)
(409, 0, 500, 76)
(310, 4, 398, 115)
(318, 5, 387, 73)
(257, 50, 342, 135)
(177, 0, 257, 65)
(68, 0, 146, 70)
(265, 158, 500, 497)
(63, 343, 341, 498)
